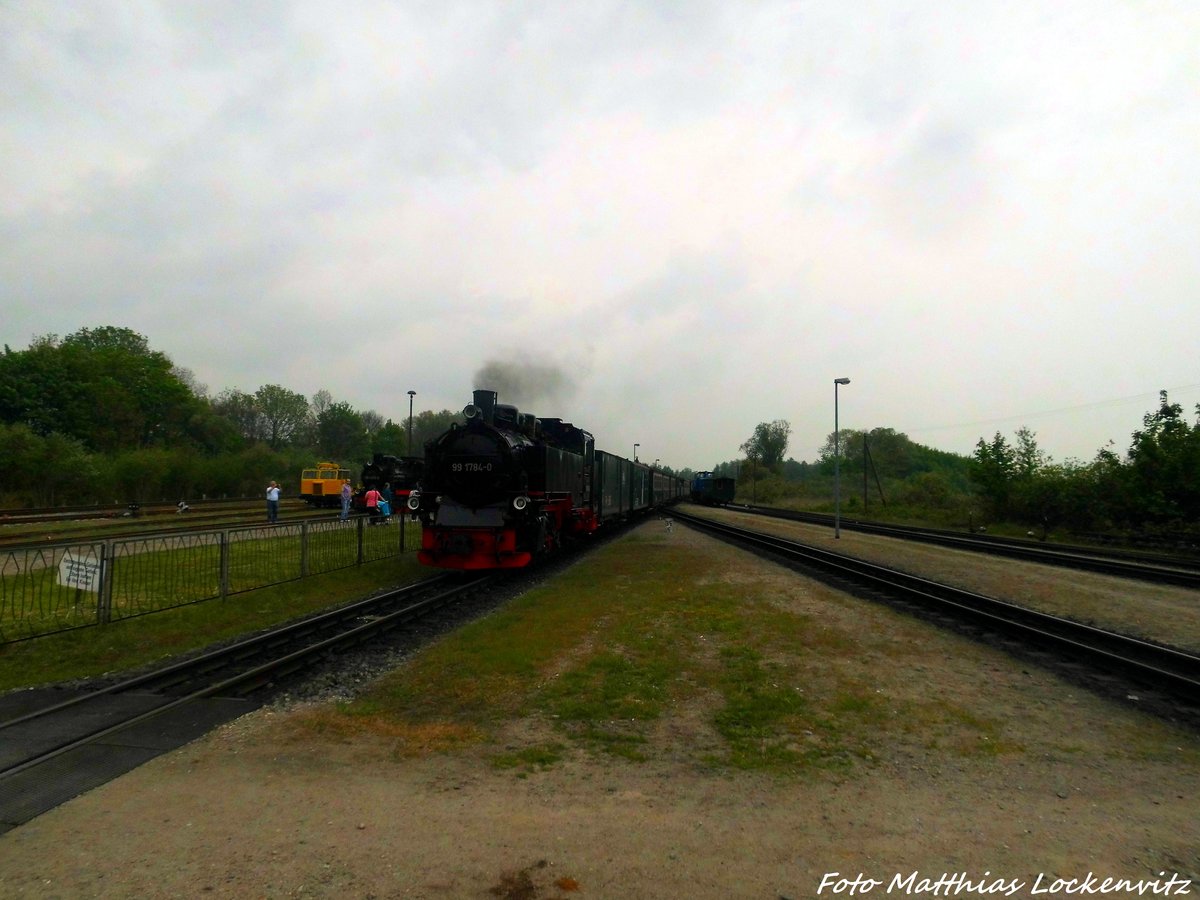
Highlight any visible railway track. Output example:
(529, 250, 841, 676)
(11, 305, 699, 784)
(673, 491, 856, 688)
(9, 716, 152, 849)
(0, 573, 492, 832)
(722, 504, 1200, 588)
(674, 510, 1200, 720)
(0, 500, 334, 548)
(1, 497, 276, 523)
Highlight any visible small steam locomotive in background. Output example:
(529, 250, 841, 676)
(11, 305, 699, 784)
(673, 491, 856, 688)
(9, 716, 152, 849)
(356, 453, 424, 509)
(301, 456, 424, 510)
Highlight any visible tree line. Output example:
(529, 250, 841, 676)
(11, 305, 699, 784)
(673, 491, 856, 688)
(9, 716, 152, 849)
(970, 395, 1200, 533)
(4, 327, 1195, 533)
(716, 394, 1200, 535)
(0, 327, 458, 506)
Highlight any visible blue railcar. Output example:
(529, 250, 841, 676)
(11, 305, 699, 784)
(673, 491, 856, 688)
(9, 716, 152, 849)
(690, 472, 736, 506)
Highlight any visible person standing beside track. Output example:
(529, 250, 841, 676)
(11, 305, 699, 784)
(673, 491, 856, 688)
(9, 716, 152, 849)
(381, 482, 393, 524)
(266, 481, 281, 524)
(340, 479, 353, 521)
(364, 485, 382, 525)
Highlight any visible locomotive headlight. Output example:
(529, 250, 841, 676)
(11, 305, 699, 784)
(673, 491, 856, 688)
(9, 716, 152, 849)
(463, 403, 479, 419)
(406, 491, 421, 511)
(512, 495, 530, 511)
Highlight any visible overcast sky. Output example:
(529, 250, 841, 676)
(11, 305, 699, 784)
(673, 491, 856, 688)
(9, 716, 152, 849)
(3, 1, 1198, 470)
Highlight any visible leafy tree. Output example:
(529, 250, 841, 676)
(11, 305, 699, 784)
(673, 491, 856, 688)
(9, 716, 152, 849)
(970, 432, 1016, 517)
(61, 326, 151, 355)
(1013, 426, 1046, 478)
(740, 420, 790, 470)
(712, 460, 738, 479)
(1125, 391, 1200, 523)
(64, 327, 200, 449)
(316, 402, 367, 460)
(409, 409, 464, 453)
(37, 431, 98, 505)
(0, 422, 50, 504)
(195, 444, 292, 498)
(304, 389, 335, 447)
(310, 389, 334, 420)
(361, 409, 384, 437)
(182, 403, 245, 455)
(0, 327, 202, 452)
(254, 384, 309, 449)
(817, 427, 964, 480)
(213, 389, 264, 443)
(171, 365, 208, 398)
(0, 337, 83, 437)
(372, 419, 408, 457)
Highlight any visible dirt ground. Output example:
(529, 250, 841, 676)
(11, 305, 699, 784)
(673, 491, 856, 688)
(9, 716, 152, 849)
(1, 523, 1198, 899)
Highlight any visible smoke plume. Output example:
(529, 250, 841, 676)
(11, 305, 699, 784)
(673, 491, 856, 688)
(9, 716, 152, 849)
(472, 359, 577, 414)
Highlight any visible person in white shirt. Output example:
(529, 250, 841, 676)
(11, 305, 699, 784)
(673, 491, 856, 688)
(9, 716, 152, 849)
(266, 481, 281, 523)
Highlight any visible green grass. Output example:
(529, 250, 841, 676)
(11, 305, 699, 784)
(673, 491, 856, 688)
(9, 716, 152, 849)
(309, 528, 1017, 776)
(0, 553, 426, 693)
(491, 743, 567, 773)
(0, 521, 1048, 776)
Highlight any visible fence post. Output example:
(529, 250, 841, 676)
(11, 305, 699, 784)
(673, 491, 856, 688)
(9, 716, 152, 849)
(98, 541, 113, 625)
(300, 521, 310, 578)
(220, 530, 230, 599)
(356, 516, 364, 565)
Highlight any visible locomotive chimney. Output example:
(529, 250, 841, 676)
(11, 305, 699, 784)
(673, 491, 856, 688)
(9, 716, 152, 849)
(472, 389, 498, 425)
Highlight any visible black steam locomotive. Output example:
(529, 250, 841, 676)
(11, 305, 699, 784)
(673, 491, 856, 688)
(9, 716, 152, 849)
(406, 389, 685, 569)
(355, 453, 424, 509)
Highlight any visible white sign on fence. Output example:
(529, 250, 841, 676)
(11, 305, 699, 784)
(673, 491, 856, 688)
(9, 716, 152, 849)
(58, 552, 103, 593)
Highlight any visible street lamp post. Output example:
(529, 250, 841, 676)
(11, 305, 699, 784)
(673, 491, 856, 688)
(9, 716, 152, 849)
(834, 377, 851, 538)
(407, 390, 416, 456)
(634, 443, 639, 462)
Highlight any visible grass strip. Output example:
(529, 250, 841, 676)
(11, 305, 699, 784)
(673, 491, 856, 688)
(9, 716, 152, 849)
(0, 555, 425, 693)
(299, 528, 1020, 775)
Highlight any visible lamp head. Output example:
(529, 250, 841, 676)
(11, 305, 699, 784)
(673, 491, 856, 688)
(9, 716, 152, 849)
(834, 377, 851, 385)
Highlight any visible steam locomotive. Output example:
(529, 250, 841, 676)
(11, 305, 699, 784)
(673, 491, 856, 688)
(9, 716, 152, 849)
(406, 389, 685, 569)
(355, 453, 424, 510)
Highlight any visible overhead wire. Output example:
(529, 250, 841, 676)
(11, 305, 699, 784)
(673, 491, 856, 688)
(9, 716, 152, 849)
(906, 382, 1200, 435)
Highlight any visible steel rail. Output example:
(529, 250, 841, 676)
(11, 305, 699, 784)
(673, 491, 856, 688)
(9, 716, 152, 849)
(0, 505, 331, 549)
(0, 574, 451, 731)
(675, 511, 1200, 702)
(723, 505, 1200, 587)
(0, 573, 488, 780)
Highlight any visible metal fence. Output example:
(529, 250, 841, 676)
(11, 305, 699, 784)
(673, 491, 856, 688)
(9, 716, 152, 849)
(0, 516, 419, 644)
